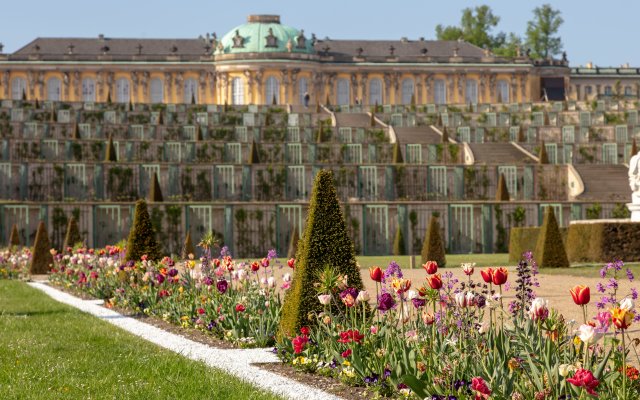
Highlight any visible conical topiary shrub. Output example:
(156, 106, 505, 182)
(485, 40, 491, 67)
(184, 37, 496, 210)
(392, 142, 404, 164)
(534, 207, 569, 268)
(182, 231, 195, 259)
(441, 126, 449, 143)
(496, 173, 511, 201)
(392, 226, 406, 256)
(632, 138, 638, 157)
(63, 217, 83, 250)
(421, 216, 446, 267)
(125, 199, 163, 261)
(158, 110, 164, 125)
(325, 94, 331, 107)
(106, 90, 112, 104)
(148, 173, 164, 202)
(279, 169, 363, 337)
(287, 226, 300, 259)
(538, 141, 549, 164)
(191, 92, 196, 105)
(370, 110, 376, 127)
(196, 124, 203, 141)
(248, 140, 260, 164)
(30, 221, 53, 274)
(72, 122, 81, 140)
(9, 223, 21, 247)
(129, 98, 133, 112)
(22, 89, 27, 101)
(105, 134, 117, 162)
(517, 125, 525, 142)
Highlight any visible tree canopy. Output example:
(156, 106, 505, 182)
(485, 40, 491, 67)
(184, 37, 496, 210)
(525, 4, 564, 59)
(436, 4, 564, 60)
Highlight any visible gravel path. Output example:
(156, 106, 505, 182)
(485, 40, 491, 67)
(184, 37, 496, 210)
(28, 282, 342, 400)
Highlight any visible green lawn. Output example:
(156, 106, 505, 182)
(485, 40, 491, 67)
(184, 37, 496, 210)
(537, 262, 640, 278)
(0, 280, 282, 400)
(356, 253, 510, 270)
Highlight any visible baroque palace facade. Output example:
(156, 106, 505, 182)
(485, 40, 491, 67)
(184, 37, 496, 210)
(0, 15, 572, 106)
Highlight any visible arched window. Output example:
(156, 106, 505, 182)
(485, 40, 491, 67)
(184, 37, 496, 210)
(82, 78, 96, 102)
(46, 77, 61, 101)
(369, 78, 382, 106)
(232, 77, 244, 105)
(465, 79, 478, 104)
(298, 77, 309, 105)
(115, 78, 130, 103)
(265, 76, 280, 104)
(434, 79, 447, 104)
(401, 78, 414, 105)
(184, 78, 198, 104)
(336, 78, 350, 105)
(150, 78, 164, 103)
(497, 80, 509, 103)
(11, 77, 26, 100)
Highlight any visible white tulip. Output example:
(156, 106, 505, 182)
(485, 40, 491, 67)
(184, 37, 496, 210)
(620, 297, 635, 311)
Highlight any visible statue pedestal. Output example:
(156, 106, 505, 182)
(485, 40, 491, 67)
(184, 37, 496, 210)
(628, 203, 640, 222)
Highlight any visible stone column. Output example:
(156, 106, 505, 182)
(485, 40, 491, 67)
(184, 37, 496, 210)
(511, 73, 518, 103)
(479, 73, 487, 104)
(383, 73, 392, 104)
(281, 69, 290, 104)
(244, 70, 254, 104)
(73, 71, 80, 101)
(359, 73, 368, 105)
(414, 73, 423, 104)
(290, 68, 299, 104)
(447, 73, 455, 104)
(489, 74, 497, 103)
(131, 71, 139, 103)
(199, 70, 207, 103)
(164, 72, 173, 103)
(2, 71, 8, 99)
(141, 72, 149, 103)
(457, 73, 466, 104)
(519, 74, 527, 102)
(424, 73, 434, 104)
(174, 72, 184, 102)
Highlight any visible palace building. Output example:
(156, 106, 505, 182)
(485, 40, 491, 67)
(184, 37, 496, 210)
(0, 14, 572, 106)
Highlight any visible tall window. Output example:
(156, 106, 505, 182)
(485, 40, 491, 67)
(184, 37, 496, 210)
(369, 78, 382, 105)
(401, 78, 414, 105)
(115, 78, 130, 103)
(150, 78, 164, 103)
(232, 77, 244, 105)
(465, 79, 478, 104)
(298, 77, 309, 105)
(11, 77, 26, 100)
(625, 86, 633, 97)
(184, 78, 198, 103)
(265, 76, 280, 104)
(336, 78, 350, 105)
(434, 79, 446, 104)
(46, 77, 61, 101)
(604, 86, 612, 96)
(497, 80, 509, 103)
(584, 86, 593, 99)
(82, 78, 96, 102)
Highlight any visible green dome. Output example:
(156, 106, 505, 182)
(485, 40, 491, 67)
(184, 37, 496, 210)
(219, 15, 314, 55)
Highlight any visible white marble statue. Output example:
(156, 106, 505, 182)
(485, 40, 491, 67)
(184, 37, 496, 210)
(630, 150, 640, 204)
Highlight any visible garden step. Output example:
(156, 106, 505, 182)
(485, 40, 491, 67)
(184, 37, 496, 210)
(393, 126, 443, 145)
(573, 164, 629, 201)
(468, 143, 536, 164)
(335, 113, 379, 128)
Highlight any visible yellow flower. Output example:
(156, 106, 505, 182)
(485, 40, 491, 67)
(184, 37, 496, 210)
(573, 336, 582, 346)
(178, 286, 184, 294)
(611, 307, 634, 330)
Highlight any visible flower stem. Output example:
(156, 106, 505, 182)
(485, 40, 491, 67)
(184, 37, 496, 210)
(622, 329, 627, 397)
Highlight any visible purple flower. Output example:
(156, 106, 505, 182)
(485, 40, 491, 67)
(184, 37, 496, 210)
(627, 269, 634, 282)
(383, 261, 403, 282)
(607, 278, 618, 290)
(216, 279, 228, 294)
(267, 249, 277, 260)
(411, 298, 426, 309)
(632, 288, 638, 300)
(596, 282, 606, 293)
(167, 268, 178, 277)
(377, 293, 396, 311)
(219, 246, 230, 258)
(156, 274, 165, 284)
(125, 260, 135, 268)
(202, 276, 214, 286)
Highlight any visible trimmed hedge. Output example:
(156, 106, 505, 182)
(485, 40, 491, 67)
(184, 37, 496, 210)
(421, 216, 446, 267)
(278, 169, 363, 337)
(9, 223, 21, 247)
(148, 173, 164, 202)
(63, 217, 83, 250)
(248, 140, 260, 164)
(534, 208, 569, 268)
(105, 134, 117, 162)
(509, 226, 570, 262)
(182, 231, 195, 259)
(30, 221, 53, 274)
(392, 226, 406, 256)
(495, 173, 510, 201)
(392, 142, 403, 164)
(567, 222, 640, 263)
(125, 199, 163, 261)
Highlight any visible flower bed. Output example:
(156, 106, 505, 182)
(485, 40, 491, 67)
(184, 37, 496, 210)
(276, 254, 640, 399)
(0, 247, 31, 279)
(45, 244, 289, 348)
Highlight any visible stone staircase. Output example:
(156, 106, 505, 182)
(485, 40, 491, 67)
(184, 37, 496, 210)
(574, 164, 630, 201)
(393, 126, 444, 145)
(468, 143, 536, 164)
(334, 113, 380, 128)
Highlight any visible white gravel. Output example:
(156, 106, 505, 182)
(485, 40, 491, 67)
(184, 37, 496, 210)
(28, 282, 343, 400)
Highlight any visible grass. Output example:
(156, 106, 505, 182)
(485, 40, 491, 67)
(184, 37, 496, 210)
(356, 253, 510, 270)
(538, 262, 640, 278)
(0, 280, 282, 400)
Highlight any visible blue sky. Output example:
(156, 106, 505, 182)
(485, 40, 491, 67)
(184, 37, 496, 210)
(1, 0, 635, 66)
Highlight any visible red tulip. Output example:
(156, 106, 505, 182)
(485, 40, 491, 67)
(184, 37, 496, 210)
(480, 268, 494, 284)
(422, 261, 438, 275)
(426, 273, 443, 290)
(235, 303, 246, 312)
(492, 267, 508, 286)
(570, 285, 590, 306)
(287, 258, 296, 268)
(250, 261, 260, 272)
(369, 266, 383, 282)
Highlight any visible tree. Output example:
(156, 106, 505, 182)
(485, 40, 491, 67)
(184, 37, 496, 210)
(9, 224, 21, 247)
(534, 207, 569, 268)
(148, 173, 164, 202)
(392, 226, 406, 256)
(421, 216, 446, 267)
(493, 33, 523, 58)
(31, 221, 53, 274)
(182, 231, 195, 259)
(525, 4, 564, 59)
(125, 199, 163, 261)
(63, 217, 83, 250)
(435, 5, 503, 50)
(278, 170, 363, 337)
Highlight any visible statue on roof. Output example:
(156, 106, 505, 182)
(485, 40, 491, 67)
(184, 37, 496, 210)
(232, 30, 244, 48)
(296, 30, 307, 49)
(265, 28, 278, 48)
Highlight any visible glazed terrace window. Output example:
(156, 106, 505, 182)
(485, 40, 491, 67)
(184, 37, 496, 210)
(47, 77, 61, 101)
(150, 78, 164, 103)
(401, 78, 414, 105)
(115, 78, 130, 103)
(298, 77, 308, 105)
(434, 79, 446, 104)
(465, 79, 478, 104)
(82, 78, 96, 102)
(265, 76, 280, 104)
(232, 77, 244, 105)
(11, 77, 26, 100)
(184, 78, 198, 103)
(337, 78, 350, 105)
(497, 80, 509, 103)
(369, 78, 382, 106)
